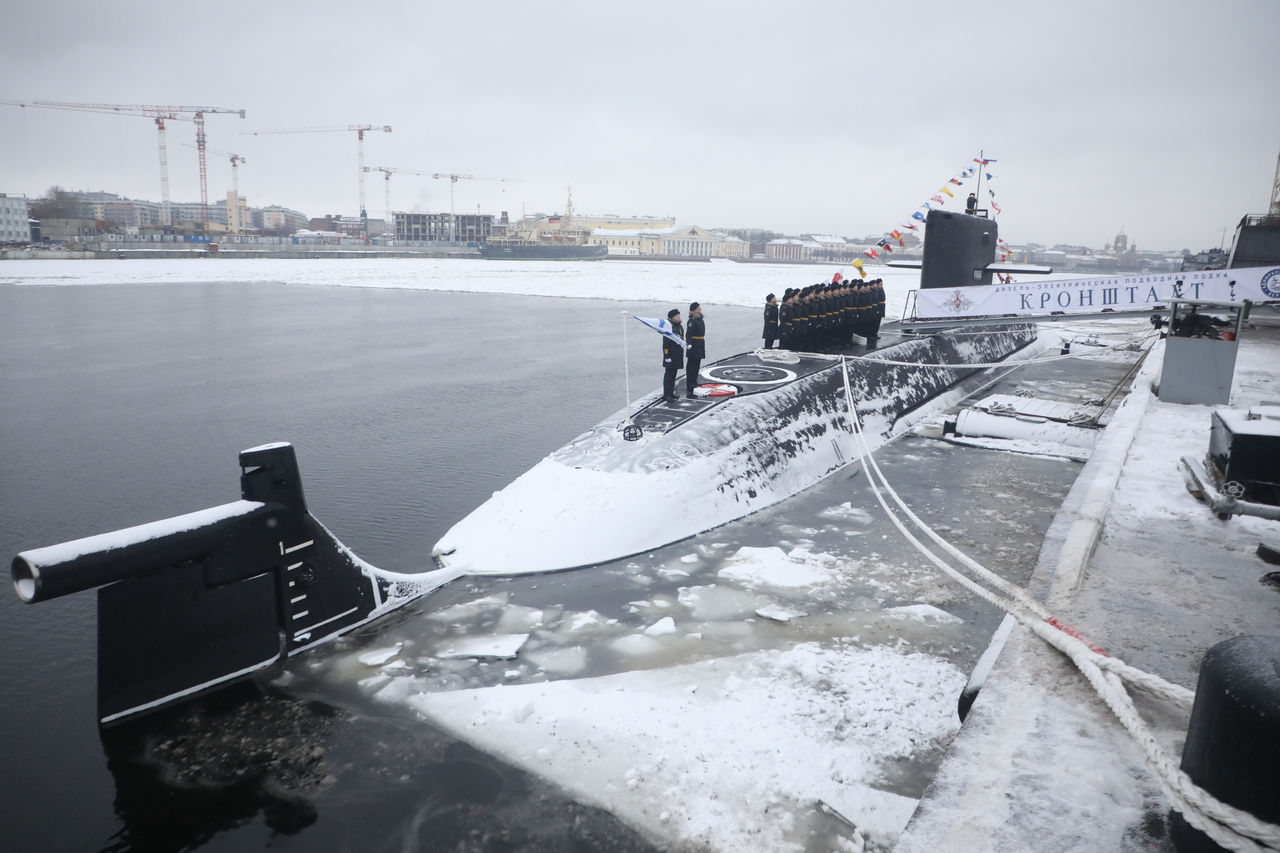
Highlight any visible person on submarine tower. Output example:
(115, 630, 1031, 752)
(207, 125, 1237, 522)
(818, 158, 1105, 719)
(662, 308, 685, 403)
(685, 302, 706, 397)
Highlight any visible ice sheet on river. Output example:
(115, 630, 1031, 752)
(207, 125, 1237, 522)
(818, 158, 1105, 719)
(370, 640, 965, 852)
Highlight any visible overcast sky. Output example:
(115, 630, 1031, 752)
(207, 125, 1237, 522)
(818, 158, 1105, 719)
(2, 0, 1277, 252)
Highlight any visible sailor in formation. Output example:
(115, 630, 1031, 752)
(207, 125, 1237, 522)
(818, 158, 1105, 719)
(661, 308, 684, 403)
(775, 277, 884, 353)
(762, 293, 779, 349)
(685, 301, 706, 397)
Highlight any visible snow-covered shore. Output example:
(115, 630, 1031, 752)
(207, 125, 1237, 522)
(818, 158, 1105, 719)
(0, 256, 926, 316)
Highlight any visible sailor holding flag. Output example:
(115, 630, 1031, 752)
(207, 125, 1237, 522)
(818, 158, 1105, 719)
(634, 309, 687, 403)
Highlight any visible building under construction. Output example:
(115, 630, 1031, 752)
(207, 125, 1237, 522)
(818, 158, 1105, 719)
(395, 212, 492, 243)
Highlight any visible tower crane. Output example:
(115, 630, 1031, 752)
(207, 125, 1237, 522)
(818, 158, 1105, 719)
(0, 100, 245, 233)
(1270, 145, 1280, 216)
(362, 165, 432, 238)
(430, 173, 520, 242)
(184, 144, 247, 233)
(245, 125, 391, 227)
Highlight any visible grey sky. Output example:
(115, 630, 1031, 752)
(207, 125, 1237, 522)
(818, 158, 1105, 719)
(2, 0, 1277, 252)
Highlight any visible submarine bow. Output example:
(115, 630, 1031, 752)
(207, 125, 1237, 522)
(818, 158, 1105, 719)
(434, 326, 1040, 576)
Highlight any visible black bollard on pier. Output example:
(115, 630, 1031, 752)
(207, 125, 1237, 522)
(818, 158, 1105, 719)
(1169, 634, 1280, 852)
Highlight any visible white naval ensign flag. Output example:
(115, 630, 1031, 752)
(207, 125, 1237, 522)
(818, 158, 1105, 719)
(633, 315, 689, 350)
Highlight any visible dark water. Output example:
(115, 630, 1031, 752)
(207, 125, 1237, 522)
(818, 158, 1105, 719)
(0, 281, 768, 852)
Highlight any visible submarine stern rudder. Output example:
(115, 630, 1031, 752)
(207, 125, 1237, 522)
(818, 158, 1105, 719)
(11, 443, 421, 725)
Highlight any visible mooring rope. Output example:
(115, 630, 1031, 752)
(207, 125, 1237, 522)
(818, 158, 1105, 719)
(844, 330, 1160, 370)
(838, 358, 1280, 852)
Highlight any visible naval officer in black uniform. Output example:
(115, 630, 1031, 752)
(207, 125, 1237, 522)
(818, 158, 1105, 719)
(662, 308, 684, 403)
(763, 293, 779, 349)
(685, 301, 706, 397)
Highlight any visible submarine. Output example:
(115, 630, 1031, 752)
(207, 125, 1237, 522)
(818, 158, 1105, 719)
(9, 207, 1040, 724)
(432, 210, 1047, 575)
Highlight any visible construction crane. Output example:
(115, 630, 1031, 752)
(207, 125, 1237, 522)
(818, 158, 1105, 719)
(185, 144, 247, 234)
(1271, 146, 1280, 216)
(362, 166, 433, 237)
(430, 173, 520, 242)
(0, 100, 245, 233)
(246, 125, 391, 225)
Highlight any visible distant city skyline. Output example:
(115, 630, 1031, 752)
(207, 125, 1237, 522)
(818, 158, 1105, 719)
(18, 184, 1196, 257)
(2, 1, 1277, 253)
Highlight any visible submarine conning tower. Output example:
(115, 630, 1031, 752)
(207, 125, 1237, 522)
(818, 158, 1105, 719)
(920, 209, 999, 289)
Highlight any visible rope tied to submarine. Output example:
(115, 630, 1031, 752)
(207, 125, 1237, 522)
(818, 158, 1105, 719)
(843, 329, 1160, 371)
(837, 357, 1280, 853)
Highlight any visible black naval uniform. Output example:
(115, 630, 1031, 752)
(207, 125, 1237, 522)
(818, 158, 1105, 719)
(867, 279, 884, 345)
(662, 321, 685, 402)
(685, 315, 706, 396)
(763, 301, 779, 348)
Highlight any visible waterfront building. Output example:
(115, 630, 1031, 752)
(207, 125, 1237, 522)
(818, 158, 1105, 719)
(589, 228, 644, 256)
(167, 200, 228, 229)
(77, 192, 162, 229)
(588, 224, 748, 258)
(226, 192, 249, 235)
(0, 194, 32, 244)
(310, 215, 374, 238)
(765, 238, 805, 261)
(715, 234, 749, 258)
(808, 234, 850, 257)
(394, 212, 493, 243)
(575, 214, 676, 231)
(259, 205, 309, 234)
(39, 217, 99, 242)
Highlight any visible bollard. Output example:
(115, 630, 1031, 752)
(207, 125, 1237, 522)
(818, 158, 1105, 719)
(1169, 634, 1280, 852)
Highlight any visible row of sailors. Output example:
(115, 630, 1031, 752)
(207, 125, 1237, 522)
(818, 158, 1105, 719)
(762, 278, 886, 351)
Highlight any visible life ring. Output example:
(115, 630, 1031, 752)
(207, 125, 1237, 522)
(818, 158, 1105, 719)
(694, 383, 738, 398)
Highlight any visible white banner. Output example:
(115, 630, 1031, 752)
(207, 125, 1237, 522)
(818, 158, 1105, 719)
(912, 266, 1280, 319)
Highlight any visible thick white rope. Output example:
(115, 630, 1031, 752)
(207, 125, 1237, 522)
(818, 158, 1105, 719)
(761, 326, 1153, 372)
(838, 358, 1280, 852)
(754, 347, 803, 363)
(844, 358, 1191, 707)
(848, 330, 1159, 370)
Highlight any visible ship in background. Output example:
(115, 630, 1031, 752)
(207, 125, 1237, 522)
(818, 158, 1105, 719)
(1226, 212, 1280, 268)
(480, 188, 608, 260)
(1185, 212, 1280, 271)
(1208, 148, 1280, 270)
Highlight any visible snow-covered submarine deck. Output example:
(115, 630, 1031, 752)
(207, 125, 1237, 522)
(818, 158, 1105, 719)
(432, 323, 1042, 576)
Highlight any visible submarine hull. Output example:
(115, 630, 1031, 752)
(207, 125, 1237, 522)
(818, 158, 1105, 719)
(434, 325, 1040, 576)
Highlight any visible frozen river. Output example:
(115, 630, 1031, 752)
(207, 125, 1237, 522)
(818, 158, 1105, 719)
(0, 258, 1143, 851)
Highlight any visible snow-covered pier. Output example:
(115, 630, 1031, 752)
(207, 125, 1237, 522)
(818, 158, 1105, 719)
(897, 315, 1280, 852)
